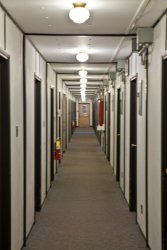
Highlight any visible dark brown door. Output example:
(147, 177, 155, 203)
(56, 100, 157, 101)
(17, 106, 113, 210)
(62, 94, 67, 151)
(34, 78, 41, 212)
(107, 93, 111, 161)
(50, 88, 54, 181)
(129, 78, 137, 212)
(116, 89, 121, 182)
(0, 56, 11, 249)
(162, 57, 167, 249)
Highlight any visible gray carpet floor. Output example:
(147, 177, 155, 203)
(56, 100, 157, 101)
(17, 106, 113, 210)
(24, 127, 147, 250)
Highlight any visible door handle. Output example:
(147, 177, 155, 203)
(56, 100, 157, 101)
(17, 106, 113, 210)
(131, 144, 137, 148)
(117, 134, 120, 136)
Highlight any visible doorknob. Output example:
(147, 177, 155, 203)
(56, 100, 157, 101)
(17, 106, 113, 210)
(131, 144, 137, 148)
(165, 168, 167, 175)
(117, 134, 120, 136)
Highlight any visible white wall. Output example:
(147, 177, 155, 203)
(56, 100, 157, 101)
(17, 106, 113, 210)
(0, 7, 4, 50)
(25, 40, 35, 235)
(113, 83, 118, 177)
(148, 15, 167, 250)
(25, 38, 46, 236)
(120, 78, 125, 192)
(136, 55, 147, 236)
(6, 16, 24, 250)
(110, 86, 114, 168)
(47, 64, 56, 190)
(40, 57, 47, 204)
(104, 90, 109, 155)
(129, 53, 137, 76)
(125, 76, 130, 203)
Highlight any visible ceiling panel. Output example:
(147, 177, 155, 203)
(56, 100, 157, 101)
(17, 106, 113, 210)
(51, 63, 116, 75)
(28, 35, 126, 63)
(1, 0, 141, 34)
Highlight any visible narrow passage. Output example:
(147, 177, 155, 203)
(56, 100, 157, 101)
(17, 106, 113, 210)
(24, 127, 146, 250)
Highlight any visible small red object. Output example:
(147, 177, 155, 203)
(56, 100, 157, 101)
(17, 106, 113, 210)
(55, 149, 61, 160)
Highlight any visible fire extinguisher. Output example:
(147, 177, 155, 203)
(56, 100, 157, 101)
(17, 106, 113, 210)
(55, 138, 61, 160)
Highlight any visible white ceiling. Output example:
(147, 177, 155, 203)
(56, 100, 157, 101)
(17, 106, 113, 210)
(1, 0, 142, 34)
(28, 35, 130, 63)
(1, 0, 167, 98)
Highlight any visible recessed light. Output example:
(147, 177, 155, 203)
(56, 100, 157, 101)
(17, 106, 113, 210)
(41, 6, 45, 10)
(45, 16, 49, 19)
(48, 24, 52, 27)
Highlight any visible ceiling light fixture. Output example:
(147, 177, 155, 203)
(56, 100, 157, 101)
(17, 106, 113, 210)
(76, 52, 89, 62)
(80, 78, 87, 84)
(78, 70, 87, 77)
(80, 83, 86, 88)
(69, 3, 90, 24)
(80, 86, 86, 92)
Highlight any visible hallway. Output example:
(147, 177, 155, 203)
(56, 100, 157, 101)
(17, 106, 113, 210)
(24, 127, 146, 250)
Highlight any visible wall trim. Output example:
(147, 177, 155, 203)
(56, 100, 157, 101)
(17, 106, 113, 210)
(34, 73, 42, 82)
(130, 75, 137, 81)
(25, 33, 136, 37)
(0, 47, 9, 59)
(48, 61, 119, 64)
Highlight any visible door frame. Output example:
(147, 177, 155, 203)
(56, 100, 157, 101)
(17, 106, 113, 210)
(161, 55, 167, 249)
(0, 53, 11, 249)
(62, 94, 67, 151)
(107, 92, 111, 161)
(116, 88, 121, 182)
(34, 76, 42, 213)
(50, 87, 54, 181)
(129, 76, 137, 212)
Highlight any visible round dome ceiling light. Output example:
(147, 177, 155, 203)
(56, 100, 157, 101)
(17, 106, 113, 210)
(69, 3, 90, 24)
(76, 52, 89, 62)
(80, 78, 87, 84)
(80, 83, 86, 88)
(78, 70, 88, 77)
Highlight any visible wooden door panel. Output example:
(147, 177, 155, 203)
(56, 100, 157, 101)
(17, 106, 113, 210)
(79, 104, 90, 127)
